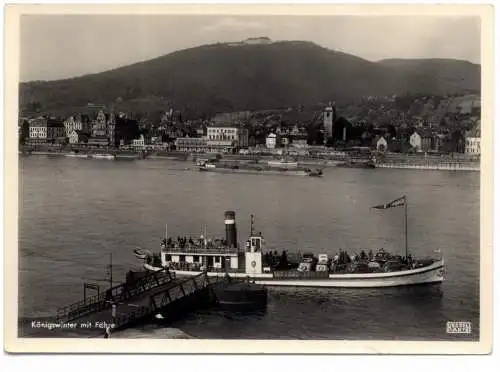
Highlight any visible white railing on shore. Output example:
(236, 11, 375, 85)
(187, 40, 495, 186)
(376, 162, 479, 171)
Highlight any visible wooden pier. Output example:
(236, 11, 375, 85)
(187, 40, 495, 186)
(53, 268, 229, 335)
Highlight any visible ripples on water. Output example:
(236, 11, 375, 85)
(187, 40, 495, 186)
(18, 157, 480, 340)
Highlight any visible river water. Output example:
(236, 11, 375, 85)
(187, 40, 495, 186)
(18, 156, 480, 340)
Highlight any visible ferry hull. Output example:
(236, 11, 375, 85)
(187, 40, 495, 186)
(199, 167, 322, 177)
(168, 260, 445, 288)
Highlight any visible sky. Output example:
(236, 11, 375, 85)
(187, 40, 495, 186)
(19, 15, 481, 82)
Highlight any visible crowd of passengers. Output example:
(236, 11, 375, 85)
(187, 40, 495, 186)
(330, 250, 414, 265)
(161, 236, 231, 250)
(263, 249, 418, 273)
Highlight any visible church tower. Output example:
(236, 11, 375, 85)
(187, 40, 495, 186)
(323, 102, 336, 144)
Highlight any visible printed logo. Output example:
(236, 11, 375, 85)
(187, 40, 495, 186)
(446, 321, 472, 334)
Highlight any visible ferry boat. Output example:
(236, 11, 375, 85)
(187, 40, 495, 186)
(267, 159, 299, 168)
(139, 199, 445, 288)
(197, 158, 323, 177)
(65, 152, 89, 159)
(90, 153, 116, 160)
(337, 159, 376, 169)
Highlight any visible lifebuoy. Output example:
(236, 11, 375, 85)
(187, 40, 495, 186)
(251, 261, 256, 268)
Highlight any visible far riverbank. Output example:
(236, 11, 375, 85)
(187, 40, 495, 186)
(19, 146, 480, 172)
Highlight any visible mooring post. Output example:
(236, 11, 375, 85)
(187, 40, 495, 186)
(179, 282, 186, 296)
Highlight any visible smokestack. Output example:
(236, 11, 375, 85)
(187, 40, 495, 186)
(224, 211, 237, 249)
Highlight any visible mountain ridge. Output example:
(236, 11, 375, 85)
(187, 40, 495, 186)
(19, 40, 480, 117)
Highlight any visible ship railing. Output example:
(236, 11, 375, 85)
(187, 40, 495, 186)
(162, 247, 239, 255)
(165, 262, 241, 274)
(55, 268, 176, 322)
(273, 270, 330, 279)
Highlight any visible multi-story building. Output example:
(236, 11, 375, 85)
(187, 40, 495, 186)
(206, 139, 238, 153)
(28, 116, 48, 142)
(421, 134, 434, 152)
(266, 133, 277, 149)
(175, 137, 208, 152)
(28, 116, 65, 143)
(206, 126, 249, 148)
(465, 121, 481, 155)
(47, 118, 66, 142)
(92, 110, 108, 138)
(68, 130, 89, 144)
(132, 134, 151, 151)
(376, 136, 388, 152)
(107, 112, 116, 146)
(465, 137, 480, 155)
(409, 131, 422, 152)
(433, 134, 446, 153)
(64, 114, 91, 137)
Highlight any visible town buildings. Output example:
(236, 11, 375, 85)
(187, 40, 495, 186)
(132, 134, 150, 151)
(28, 116, 65, 144)
(409, 131, 422, 152)
(20, 92, 481, 156)
(465, 121, 481, 155)
(68, 130, 89, 144)
(28, 116, 49, 143)
(91, 110, 108, 138)
(175, 137, 208, 152)
(63, 115, 91, 137)
(265, 133, 277, 149)
(206, 126, 249, 148)
(376, 136, 388, 152)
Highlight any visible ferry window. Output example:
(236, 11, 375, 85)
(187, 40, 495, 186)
(179, 255, 186, 262)
(215, 257, 220, 263)
(255, 238, 261, 251)
(193, 256, 200, 263)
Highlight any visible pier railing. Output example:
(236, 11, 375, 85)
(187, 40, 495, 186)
(55, 268, 175, 322)
(149, 272, 212, 312)
(112, 272, 227, 330)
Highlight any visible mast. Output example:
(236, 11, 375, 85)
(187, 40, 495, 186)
(109, 253, 113, 291)
(404, 195, 408, 259)
(250, 214, 254, 236)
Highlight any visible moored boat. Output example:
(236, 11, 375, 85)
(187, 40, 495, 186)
(337, 159, 376, 168)
(197, 158, 323, 177)
(65, 152, 89, 159)
(138, 200, 445, 288)
(90, 153, 116, 160)
(267, 159, 299, 168)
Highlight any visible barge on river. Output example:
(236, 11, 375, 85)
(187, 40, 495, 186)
(197, 158, 323, 177)
(138, 198, 445, 288)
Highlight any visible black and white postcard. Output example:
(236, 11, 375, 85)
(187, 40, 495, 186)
(3, 3, 494, 354)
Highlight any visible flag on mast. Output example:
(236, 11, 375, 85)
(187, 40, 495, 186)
(372, 196, 406, 209)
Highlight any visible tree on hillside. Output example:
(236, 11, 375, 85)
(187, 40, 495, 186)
(387, 124, 397, 139)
